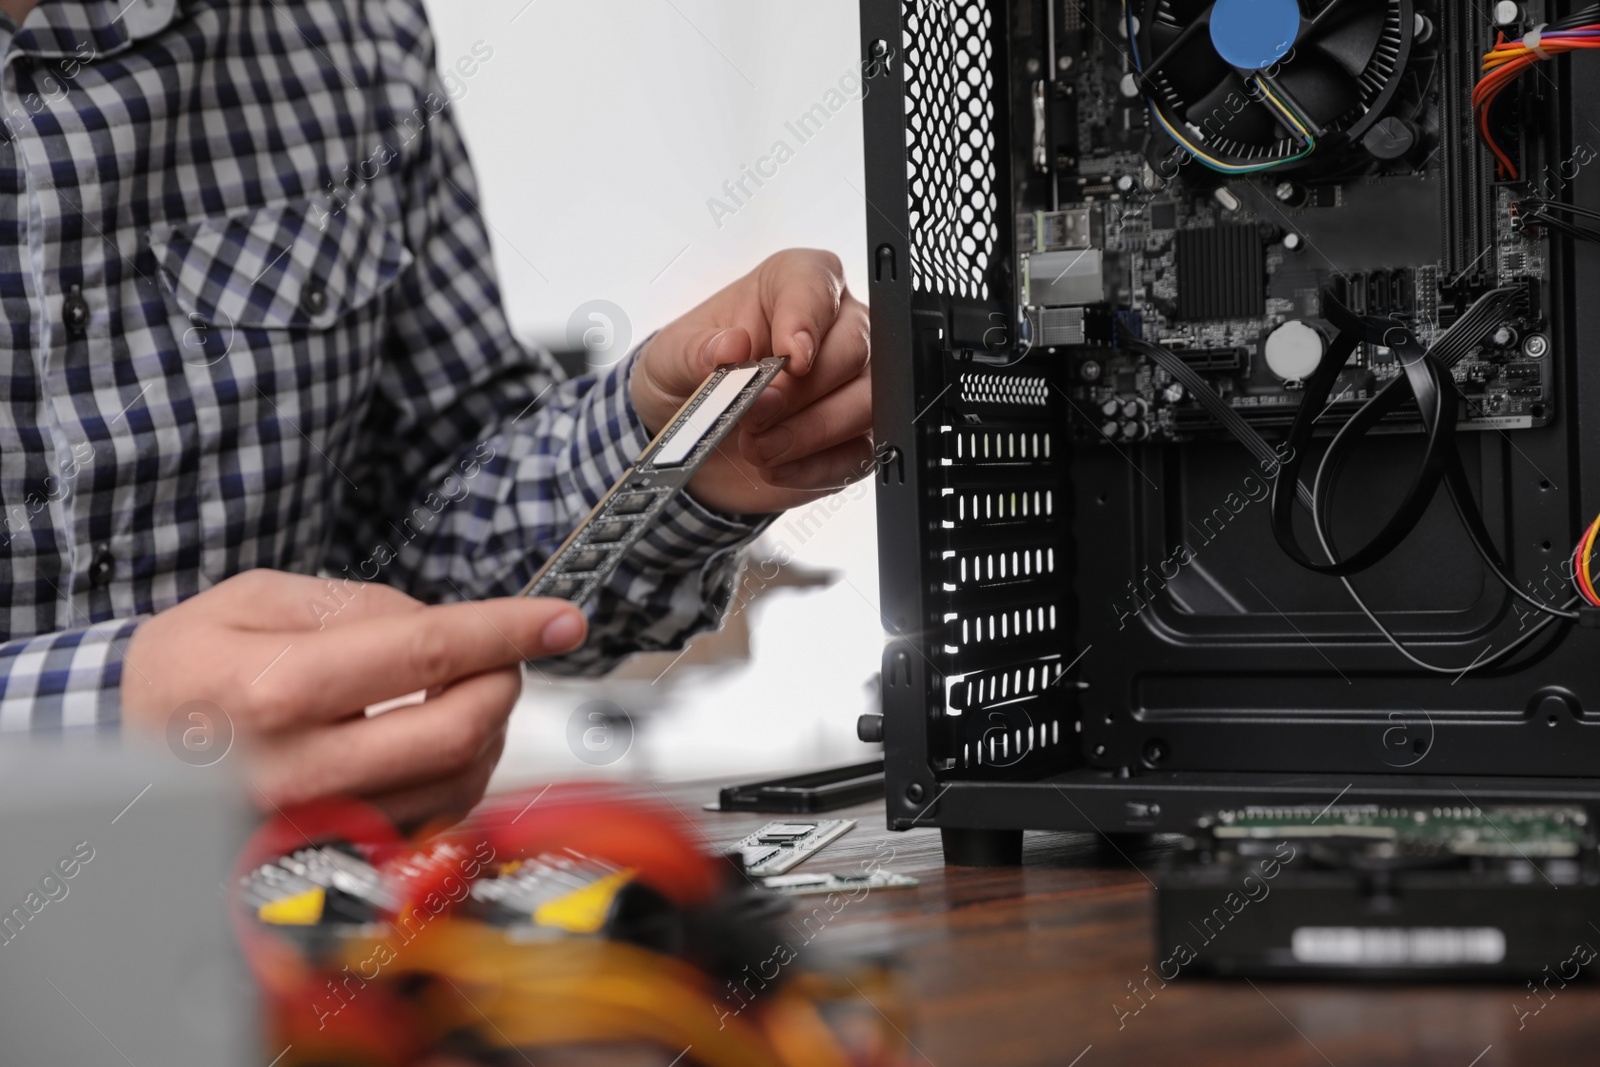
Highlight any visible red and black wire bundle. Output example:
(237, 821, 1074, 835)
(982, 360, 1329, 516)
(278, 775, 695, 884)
(1576, 513, 1600, 607)
(1475, 7, 1600, 179)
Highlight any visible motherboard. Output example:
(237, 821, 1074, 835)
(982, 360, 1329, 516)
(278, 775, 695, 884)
(1011, 0, 1560, 446)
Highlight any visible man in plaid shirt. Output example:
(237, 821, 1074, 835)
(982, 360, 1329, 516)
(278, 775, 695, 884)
(0, 0, 873, 823)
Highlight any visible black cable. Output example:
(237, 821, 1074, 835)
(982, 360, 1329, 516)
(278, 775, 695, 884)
(1127, 336, 1311, 506)
(1323, 566, 1576, 675)
(1524, 210, 1600, 244)
(1294, 288, 1577, 621)
(1522, 198, 1600, 223)
(1266, 288, 1515, 577)
(1124, 295, 1575, 672)
(1549, 4, 1600, 33)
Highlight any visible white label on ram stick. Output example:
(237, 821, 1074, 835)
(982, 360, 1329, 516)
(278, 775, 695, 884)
(650, 364, 761, 467)
(1290, 926, 1507, 966)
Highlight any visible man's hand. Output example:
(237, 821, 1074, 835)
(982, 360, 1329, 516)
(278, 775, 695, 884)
(631, 249, 873, 516)
(121, 570, 587, 828)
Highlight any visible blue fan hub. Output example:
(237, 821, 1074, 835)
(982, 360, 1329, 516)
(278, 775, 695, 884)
(1209, 0, 1301, 71)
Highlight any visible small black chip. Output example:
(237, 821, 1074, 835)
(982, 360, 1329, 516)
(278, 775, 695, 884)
(608, 492, 657, 516)
(588, 521, 633, 544)
(566, 549, 612, 573)
(1150, 201, 1178, 230)
(543, 577, 588, 600)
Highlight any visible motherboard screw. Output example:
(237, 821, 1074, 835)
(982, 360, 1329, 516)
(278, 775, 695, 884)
(1523, 333, 1550, 359)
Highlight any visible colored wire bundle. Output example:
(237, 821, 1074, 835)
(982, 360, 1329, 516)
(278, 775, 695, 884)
(238, 788, 910, 1067)
(1476, 7, 1600, 179)
(1576, 514, 1600, 607)
(1123, 2, 1318, 175)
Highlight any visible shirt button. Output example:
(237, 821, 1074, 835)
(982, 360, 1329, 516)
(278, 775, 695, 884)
(89, 544, 115, 589)
(64, 285, 90, 340)
(121, 0, 175, 36)
(299, 280, 328, 317)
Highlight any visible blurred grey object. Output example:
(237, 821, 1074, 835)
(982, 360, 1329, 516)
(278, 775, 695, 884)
(0, 740, 255, 1067)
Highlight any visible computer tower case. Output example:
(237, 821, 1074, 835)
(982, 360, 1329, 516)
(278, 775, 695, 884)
(859, 0, 1600, 865)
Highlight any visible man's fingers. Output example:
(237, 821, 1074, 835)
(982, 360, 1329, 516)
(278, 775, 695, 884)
(200, 570, 427, 633)
(307, 581, 427, 629)
(742, 372, 872, 468)
(243, 597, 585, 730)
(760, 249, 845, 376)
(635, 326, 754, 434)
(364, 723, 508, 833)
(743, 296, 870, 434)
(767, 435, 877, 493)
(251, 667, 520, 806)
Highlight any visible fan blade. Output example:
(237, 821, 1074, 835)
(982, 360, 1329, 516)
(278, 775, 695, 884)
(1141, 6, 1214, 84)
(1151, 0, 1216, 28)
(1275, 50, 1362, 127)
(1308, 4, 1386, 80)
(1145, 0, 1218, 70)
(1183, 74, 1282, 148)
(1308, 0, 1360, 30)
(1147, 3, 1232, 107)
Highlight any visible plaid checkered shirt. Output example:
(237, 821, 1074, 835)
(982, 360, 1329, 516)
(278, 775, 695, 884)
(0, 0, 763, 731)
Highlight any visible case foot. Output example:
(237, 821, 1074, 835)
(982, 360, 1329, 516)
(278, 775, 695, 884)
(940, 827, 1024, 867)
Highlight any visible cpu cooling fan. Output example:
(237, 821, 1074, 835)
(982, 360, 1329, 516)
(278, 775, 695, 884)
(1131, 0, 1415, 174)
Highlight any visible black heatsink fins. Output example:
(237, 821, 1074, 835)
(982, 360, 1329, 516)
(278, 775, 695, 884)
(1174, 224, 1265, 320)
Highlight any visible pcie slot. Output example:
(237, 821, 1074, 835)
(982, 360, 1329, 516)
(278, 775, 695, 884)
(1440, 1, 1493, 279)
(1173, 347, 1246, 372)
(1168, 397, 1416, 432)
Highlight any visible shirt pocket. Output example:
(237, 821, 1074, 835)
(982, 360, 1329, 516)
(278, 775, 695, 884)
(144, 198, 413, 580)
(148, 197, 413, 357)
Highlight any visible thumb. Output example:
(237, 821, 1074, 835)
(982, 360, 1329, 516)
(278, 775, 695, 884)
(644, 325, 753, 403)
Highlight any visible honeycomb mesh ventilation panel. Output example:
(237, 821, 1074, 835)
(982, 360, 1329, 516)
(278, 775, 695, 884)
(959, 371, 1049, 406)
(902, 1, 998, 299)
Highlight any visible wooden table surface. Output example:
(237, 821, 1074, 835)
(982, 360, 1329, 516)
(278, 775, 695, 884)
(669, 784, 1600, 1067)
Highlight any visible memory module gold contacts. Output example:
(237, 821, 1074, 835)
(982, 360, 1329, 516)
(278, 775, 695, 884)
(521, 355, 787, 605)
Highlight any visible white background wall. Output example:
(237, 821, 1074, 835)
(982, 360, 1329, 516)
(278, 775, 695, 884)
(422, 1, 871, 349)
(419, 1, 887, 786)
